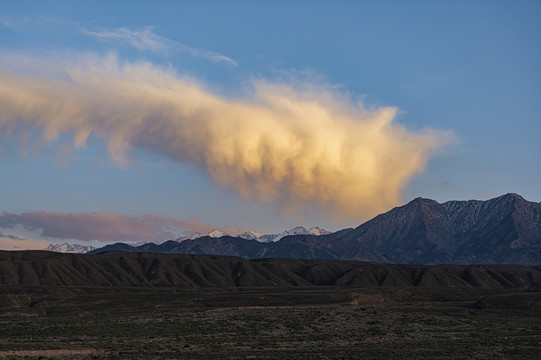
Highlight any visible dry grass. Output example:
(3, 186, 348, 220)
(1, 286, 540, 359)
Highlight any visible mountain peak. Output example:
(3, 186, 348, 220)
(502, 193, 526, 202)
(410, 197, 440, 206)
(185, 229, 227, 240)
(390, 197, 443, 218)
(307, 227, 332, 236)
(255, 226, 332, 243)
(44, 243, 95, 254)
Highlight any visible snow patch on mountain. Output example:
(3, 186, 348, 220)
(133, 239, 169, 247)
(188, 229, 227, 239)
(44, 243, 95, 254)
(256, 226, 332, 243)
(237, 230, 267, 240)
(130, 227, 332, 245)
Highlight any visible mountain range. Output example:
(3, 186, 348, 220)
(43, 226, 330, 254)
(84, 193, 541, 265)
(176, 226, 331, 243)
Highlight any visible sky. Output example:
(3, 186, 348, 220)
(0, 0, 540, 250)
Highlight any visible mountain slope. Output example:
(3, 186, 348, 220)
(331, 197, 456, 264)
(442, 193, 541, 264)
(327, 193, 541, 264)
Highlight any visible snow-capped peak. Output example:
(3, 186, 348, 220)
(186, 229, 267, 241)
(188, 229, 227, 240)
(256, 226, 332, 243)
(307, 227, 332, 236)
(129, 227, 331, 245)
(237, 230, 266, 240)
(43, 243, 95, 254)
(134, 239, 170, 247)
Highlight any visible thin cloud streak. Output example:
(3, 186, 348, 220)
(0, 211, 247, 243)
(0, 228, 49, 252)
(0, 235, 49, 251)
(82, 26, 238, 66)
(0, 52, 454, 221)
(0, 232, 24, 240)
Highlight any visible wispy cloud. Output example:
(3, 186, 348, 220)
(0, 15, 73, 29)
(82, 26, 238, 66)
(0, 231, 24, 240)
(0, 16, 25, 29)
(82, 26, 169, 54)
(0, 211, 246, 243)
(0, 17, 236, 66)
(0, 236, 49, 251)
(0, 231, 48, 251)
(0, 52, 453, 221)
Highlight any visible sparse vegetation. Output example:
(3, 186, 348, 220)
(1, 252, 540, 358)
(1, 286, 540, 359)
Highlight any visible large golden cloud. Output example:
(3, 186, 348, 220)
(0, 53, 453, 220)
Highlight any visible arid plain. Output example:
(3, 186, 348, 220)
(1, 251, 540, 359)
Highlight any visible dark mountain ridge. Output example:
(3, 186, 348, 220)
(2, 251, 541, 288)
(90, 193, 541, 265)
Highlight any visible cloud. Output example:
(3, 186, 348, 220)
(82, 26, 238, 66)
(0, 231, 24, 240)
(82, 26, 169, 54)
(0, 211, 246, 243)
(0, 17, 24, 29)
(0, 15, 73, 29)
(0, 231, 48, 251)
(0, 52, 454, 221)
(0, 235, 49, 251)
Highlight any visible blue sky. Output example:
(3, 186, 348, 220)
(0, 1, 540, 249)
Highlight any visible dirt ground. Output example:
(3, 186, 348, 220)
(1, 286, 540, 359)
